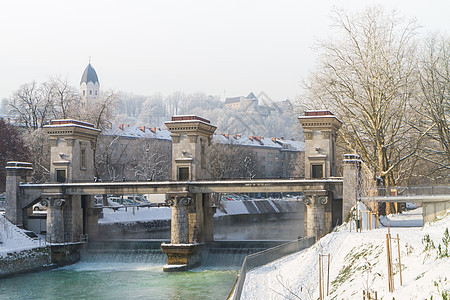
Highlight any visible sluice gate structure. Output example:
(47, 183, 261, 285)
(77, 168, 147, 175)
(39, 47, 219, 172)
(6, 112, 363, 271)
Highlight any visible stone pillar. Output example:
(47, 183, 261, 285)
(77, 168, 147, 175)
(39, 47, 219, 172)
(82, 195, 101, 241)
(202, 193, 215, 242)
(46, 198, 67, 243)
(167, 196, 191, 244)
(5, 162, 33, 226)
(161, 193, 202, 271)
(44, 120, 101, 243)
(343, 154, 362, 220)
(161, 115, 217, 271)
(303, 192, 332, 238)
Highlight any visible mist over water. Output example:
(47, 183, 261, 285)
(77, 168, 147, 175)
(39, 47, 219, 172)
(214, 212, 304, 240)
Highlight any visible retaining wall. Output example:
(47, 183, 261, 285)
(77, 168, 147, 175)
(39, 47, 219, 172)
(0, 247, 51, 277)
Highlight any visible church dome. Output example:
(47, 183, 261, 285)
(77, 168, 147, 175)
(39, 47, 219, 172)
(80, 63, 99, 85)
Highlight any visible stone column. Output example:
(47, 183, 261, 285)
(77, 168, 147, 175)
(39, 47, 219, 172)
(167, 196, 191, 244)
(5, 162, 33, 226)
(343, 154, 361, 220)
(203, 193, 215, 243)
(46, 198, 67, 243)
(303, 193, 330, 238)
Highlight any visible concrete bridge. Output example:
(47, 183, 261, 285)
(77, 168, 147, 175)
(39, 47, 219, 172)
(362, 187, 450, 224)
(6, 112, 362, 271)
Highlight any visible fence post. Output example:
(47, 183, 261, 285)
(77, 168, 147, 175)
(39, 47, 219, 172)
(397, 234, 402, 286)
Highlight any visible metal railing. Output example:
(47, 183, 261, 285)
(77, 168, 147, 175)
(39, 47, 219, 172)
(45, 234, 89, 245)
(373, 186, 450, 197)
(230, 236, 315, 300)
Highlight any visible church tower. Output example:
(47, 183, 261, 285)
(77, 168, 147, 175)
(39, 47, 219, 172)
(80, 62, 100, 104)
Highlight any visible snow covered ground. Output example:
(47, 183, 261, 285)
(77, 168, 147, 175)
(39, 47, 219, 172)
(0, 214, 43, 256)
(241, 205, 450, 299)
(99, 206, 171, 224)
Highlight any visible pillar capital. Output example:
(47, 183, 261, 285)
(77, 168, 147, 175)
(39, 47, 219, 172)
(302, 194, 329, 206)
(47, 198, 68, 208)
(166, 196, 191, 207)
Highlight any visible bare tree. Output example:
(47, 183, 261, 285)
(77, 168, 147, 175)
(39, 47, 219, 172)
(130, 138, 171, 181)
(0, 119, 30, 191)
(8, 81, 53, 131)
(209, 143, 258, 179)
(415, 33, 450, 174)
(96, 135, 130, 181)
(303, 6, 423, 187)
(22, 128, 51, 183)
(47, 77, 79, 119)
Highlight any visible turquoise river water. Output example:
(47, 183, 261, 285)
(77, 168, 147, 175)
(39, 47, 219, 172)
(0, 215, 304, 299)
(0, 260, 238, 300)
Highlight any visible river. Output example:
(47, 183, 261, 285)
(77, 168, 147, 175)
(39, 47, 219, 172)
(0, 214, 303, 299)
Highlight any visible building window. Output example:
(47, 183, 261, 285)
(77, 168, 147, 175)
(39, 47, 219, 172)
(83, 90, 85, 96)
(90, 90, 92, 95)
(178, 167, 189, 181)
(290, 153, 295, 159)
(312, 164, 323, 179)
(56, 169, 66, 183)
(80, 149, 86, 169)
(268, 153, 273, 158)
(95, 90, 98, 96)
(262, 156, 265, 162)
(275, 154, 279, 159)
(268, 161, 273, 167)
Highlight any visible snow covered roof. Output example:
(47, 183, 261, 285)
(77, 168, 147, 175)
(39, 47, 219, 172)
(212, 134, 304, 151)
(102, 125, 172, 140)
(102, 125, 304, 151)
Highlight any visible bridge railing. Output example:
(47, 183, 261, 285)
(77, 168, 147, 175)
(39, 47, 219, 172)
(229, 236, 315, 300)
(371, 186, 450, 197)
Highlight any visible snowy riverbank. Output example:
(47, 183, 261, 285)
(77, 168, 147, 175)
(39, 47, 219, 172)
(241, 207, 450, 299)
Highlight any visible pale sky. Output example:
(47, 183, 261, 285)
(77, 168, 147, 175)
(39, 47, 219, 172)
(1, 0, 449, 102)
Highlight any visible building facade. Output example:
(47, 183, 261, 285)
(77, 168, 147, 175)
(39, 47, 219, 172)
(97, 123, 305, 181)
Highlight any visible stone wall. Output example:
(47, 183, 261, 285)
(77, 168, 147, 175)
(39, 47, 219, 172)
(0, 247, 51, 278)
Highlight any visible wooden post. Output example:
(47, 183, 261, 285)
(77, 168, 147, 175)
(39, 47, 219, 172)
(390, 235, 394, 291)
(397, 234, 402, 286)
(376, 213, 379, 229)
(386, 234, 392, 292)
(359, 211, 362, 232)
(367, 212, 369, 231)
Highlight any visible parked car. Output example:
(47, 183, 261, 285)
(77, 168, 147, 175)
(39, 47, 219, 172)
(124, 195, 150, 205)
(33, 201, 47, 211)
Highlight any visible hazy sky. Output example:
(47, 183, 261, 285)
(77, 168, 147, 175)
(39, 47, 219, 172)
(1, 0, 449, 102)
